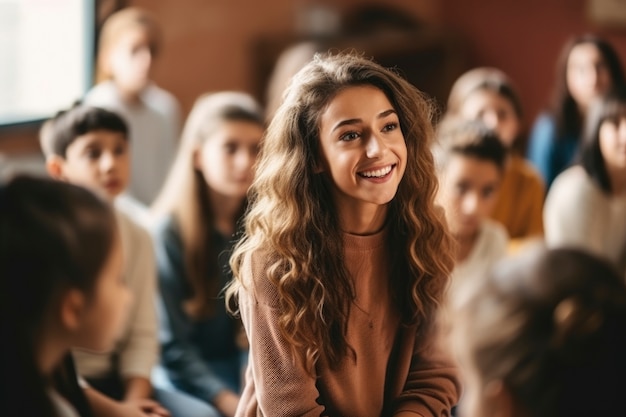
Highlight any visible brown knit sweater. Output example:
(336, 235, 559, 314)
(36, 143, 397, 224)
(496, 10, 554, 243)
(235, 228, 460, 417)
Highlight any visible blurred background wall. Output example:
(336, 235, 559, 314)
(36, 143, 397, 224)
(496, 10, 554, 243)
(2, 0, 626, 154)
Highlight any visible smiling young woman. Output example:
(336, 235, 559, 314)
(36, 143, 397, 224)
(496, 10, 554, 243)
(225, 52, 460, 417)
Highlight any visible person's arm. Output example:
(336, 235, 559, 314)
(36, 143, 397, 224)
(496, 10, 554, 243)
(527, 113, 558, 188)
(118, 224, 159, 397)
(236, 252, 327, 417)
(154, 222, 239, 415)
(124, 377, 152, 402)
(84, 386, 169, 417)
(391, 326, 461, 417)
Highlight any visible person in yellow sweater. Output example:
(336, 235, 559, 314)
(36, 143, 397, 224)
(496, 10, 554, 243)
(225, 52, 460, 417)
(445, 68, 544, 252)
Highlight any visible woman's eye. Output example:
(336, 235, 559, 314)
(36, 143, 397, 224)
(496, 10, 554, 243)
(225, 143, 238, 154)
(340, 131, 360, 141)
(382, 122, 398, 132)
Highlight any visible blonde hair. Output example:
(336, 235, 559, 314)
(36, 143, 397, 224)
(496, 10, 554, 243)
(96, 7, 162, 83)
(227, 52, 453, 374)
(152, 92, 264, 319)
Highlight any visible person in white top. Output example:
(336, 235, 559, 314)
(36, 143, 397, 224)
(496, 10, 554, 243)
(544, 85, 626, 276)
(85, 7, 181, 207)
(434, 119, 510, 309)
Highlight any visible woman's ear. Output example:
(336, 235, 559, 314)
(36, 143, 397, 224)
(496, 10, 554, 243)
(59, 289, 86, 331)
(484, 380, 516, 417)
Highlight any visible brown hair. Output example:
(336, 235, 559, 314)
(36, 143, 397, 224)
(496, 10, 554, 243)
(452, 245, 626, 417)
(227, 51, 453, 374)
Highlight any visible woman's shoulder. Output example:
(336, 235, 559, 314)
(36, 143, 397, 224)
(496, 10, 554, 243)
(547, 166, 600, 208)
(238, 248, 283, 306)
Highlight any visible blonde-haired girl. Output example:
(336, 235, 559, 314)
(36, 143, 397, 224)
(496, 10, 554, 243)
(86, 7, 181, 207)
(152, 92, 264, 417)
(226, 52, 460, 417)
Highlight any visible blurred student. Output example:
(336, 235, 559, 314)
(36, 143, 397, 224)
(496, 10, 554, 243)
(527, 34, 625, 188)
(86, 7, 181, 207)
(0, 175, 131, 417)
(40, 105, 168, 417)
(434, 120, 509, 308)
(446, 67, 544, 250)
(151, 92, 264, 417)
(544, 85, 626, 277)
(449, 246, 626, 417)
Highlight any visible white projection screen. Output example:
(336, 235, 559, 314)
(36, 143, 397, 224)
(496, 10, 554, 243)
(0, 0, 95, 126)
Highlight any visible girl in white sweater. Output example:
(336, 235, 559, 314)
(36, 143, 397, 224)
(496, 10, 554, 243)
(544, 85, 626, 276)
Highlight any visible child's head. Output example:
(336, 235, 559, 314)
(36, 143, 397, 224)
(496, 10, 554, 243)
(434, 120, 507, 240)
(96, 7, 162, 95)
(447, 68, 523, 149)
(551, 34, 624, 130)
(581, 85, 626, 193)
(451, 246, 626, 417)
(0, 176, 130, 383)
(41, 104, 130, 200)
(154, 91, 264, 213)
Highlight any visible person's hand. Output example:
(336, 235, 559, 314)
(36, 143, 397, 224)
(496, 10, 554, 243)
(213, 390, 240, 417)
(120, 398, 171, 417)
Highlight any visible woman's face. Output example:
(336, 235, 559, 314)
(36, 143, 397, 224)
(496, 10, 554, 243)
(195, 120, 263, 200)
(567, 43, 613, 111)
(599, 116, 626, 174)
(108, 27, 154, 95)
(459, 89, 521, 148)
(317, 85, 407, 215)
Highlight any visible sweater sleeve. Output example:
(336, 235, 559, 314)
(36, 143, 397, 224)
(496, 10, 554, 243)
(391, 326, 461, 417)
(527, 113, 559, 188)
(154, 221, 231, 401)
(236, 253, 327, 417)
(118, 220, 159, 379)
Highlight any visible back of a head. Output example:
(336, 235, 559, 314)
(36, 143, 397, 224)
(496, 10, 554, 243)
(39, 104, 128, 159)
(453, 245, 626, 417)
(434, 118, 508, 173)
(0, 175, 116, 415)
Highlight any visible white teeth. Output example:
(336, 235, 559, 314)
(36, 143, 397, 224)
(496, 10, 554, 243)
(359, 165, 392, 178)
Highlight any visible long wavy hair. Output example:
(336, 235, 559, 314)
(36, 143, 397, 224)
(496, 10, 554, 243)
(152, 92, 264, 319)
(548, 34, 625, 140)
(226, 52, 453, 374)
